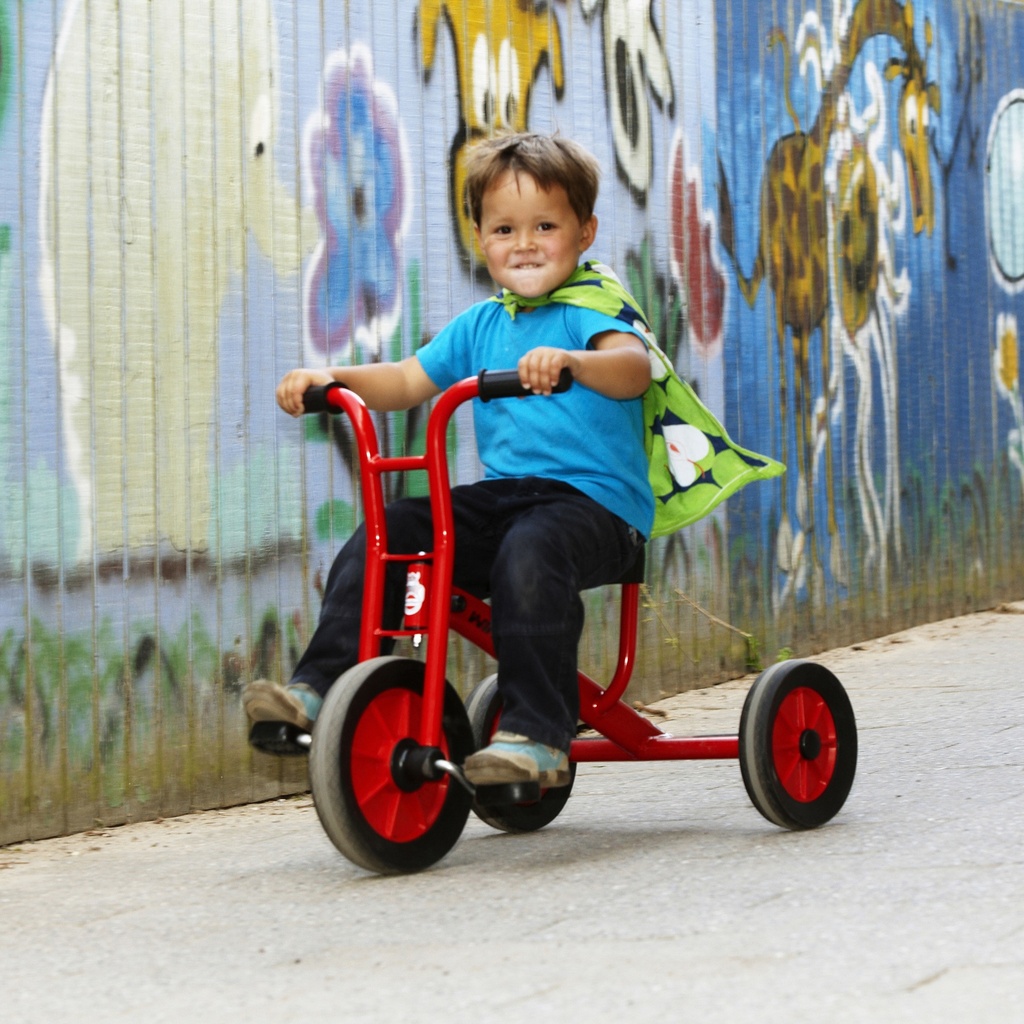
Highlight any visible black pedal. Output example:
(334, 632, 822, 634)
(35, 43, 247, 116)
(474, 781, 542, 805)
(248, 721, 311, 756)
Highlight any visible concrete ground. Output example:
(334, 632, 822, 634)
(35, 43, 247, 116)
(2, 606, 1022, 1023)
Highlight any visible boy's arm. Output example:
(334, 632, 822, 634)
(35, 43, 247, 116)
(276, 357, 441, 416)
(517, 332, 651, 398)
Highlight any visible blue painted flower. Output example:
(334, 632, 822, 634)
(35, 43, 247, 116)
(304, 45, 409, 359)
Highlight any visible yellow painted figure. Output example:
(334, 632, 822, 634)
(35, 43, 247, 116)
(418, 0, 564, 265)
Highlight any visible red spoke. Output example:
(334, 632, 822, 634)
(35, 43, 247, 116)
(350, 687, 450, 842)
(772, 687, 838, 802)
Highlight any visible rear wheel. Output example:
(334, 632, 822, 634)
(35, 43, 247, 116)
(309, 657, 473, 874)
(464, 673, 576, 833)
(739, 660, 857, 829)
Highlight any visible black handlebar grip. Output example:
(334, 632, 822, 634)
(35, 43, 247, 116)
(550, 367, 573, 393)
(477, 366, 573, 402)
(302, 381, 345, 414)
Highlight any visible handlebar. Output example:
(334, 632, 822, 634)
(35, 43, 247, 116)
(476, 366, 573, 401)
(302, 381, 346, 414)
(301, 367, 573, 414)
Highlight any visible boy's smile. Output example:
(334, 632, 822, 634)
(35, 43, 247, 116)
(475, 171, 597, 299)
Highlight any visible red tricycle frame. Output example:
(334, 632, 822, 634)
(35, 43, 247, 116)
(341, 374, 740, 765)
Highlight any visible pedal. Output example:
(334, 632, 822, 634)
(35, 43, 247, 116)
(248, 721, 311, 756)
(474, 781, 542, 805)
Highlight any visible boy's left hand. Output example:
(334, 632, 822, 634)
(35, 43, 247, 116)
(517, 347, 579, 396)
(519, 335, 650, 400)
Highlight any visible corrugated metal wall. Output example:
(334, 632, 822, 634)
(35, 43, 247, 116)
(1, 0, 1022, 844)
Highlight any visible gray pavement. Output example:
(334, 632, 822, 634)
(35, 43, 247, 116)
(2, 606, 1023, 1023)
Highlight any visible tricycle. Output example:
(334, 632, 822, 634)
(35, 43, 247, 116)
(249, 370, 858, 874)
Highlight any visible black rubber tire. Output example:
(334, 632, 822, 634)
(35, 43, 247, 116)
(464, 673, 576, 833)
(739, 659, 857, 830)
(309, 657, 474, 874)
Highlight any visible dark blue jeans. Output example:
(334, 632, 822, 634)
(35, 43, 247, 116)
(291, 477, 644, 752)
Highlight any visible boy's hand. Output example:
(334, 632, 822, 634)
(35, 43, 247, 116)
(519, 334, 650, 399)
(276, 358, 440, 414)
(518, 347, 579, 396)
(276, 368, 337, 416)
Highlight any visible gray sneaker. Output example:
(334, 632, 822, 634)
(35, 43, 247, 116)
(463, 730, 570, 788)
(242, 680, 322, 731)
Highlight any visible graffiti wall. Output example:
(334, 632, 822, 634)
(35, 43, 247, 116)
(1, 0, 1022, 842)
(718, 0, 1024, 636)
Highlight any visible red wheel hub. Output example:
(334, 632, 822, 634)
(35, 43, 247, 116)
(350, 688, 450, 842)
(771, 686, 838, 802)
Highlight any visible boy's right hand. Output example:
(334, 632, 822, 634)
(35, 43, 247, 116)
(276, 368, 337, 417)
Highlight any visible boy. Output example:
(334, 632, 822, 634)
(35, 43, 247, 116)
(244, 132, 653, 787)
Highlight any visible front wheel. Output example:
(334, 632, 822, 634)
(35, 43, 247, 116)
(309, 657, 474, 874)
(464, 673, 576, 833)
(739, 660, 857, 830)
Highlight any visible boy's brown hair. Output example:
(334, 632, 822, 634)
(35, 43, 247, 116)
(464, 132, 601, 227)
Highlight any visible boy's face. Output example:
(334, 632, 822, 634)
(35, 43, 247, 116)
(474, 171, 597, 298)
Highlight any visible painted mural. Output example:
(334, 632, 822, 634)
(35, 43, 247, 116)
(719, 0, 1024, 623)
(1, 0, 1023, 843)
(719, 0, 941, 606)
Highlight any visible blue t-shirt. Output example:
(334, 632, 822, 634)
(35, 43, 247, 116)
(416, 299, 654, 537)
